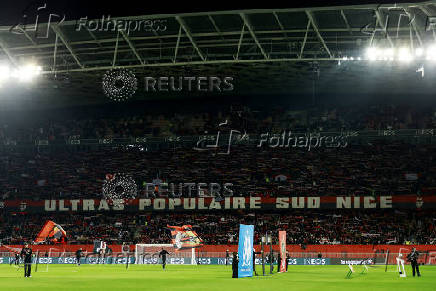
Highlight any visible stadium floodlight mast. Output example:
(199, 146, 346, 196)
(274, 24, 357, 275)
(0, 63, 42, 87)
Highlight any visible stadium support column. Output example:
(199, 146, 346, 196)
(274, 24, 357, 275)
(268, 233, 273, 274)
(35, 251, 39, 272)
(385, 250, 390, 272)
(191, 248, 197, 265)
(305, 10, 332, 58)
(50, 24, 84, 69)
(261, 236, 265, 276)
(175, 16, 206, 61)
(0, 39, 18, 67)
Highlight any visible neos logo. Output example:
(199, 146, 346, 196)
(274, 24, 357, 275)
(143, 258, 158, 264)
(114, 258, 128, 264)
(197, 258, 211, 265)
(304, 258, 326, 265)
(59, 257, 77, 264)
(170, 258, 185, 265)
(38, 258, 53, 264)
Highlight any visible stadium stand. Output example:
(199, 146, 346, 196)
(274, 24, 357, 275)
(0, 141, 434, 200)
(1, 211, 435, 245)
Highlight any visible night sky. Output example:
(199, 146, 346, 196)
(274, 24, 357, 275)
(0, 0, 417, 26)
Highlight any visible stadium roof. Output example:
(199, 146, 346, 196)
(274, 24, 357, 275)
(0, 1, 436, 106)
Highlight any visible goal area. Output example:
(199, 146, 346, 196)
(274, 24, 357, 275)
(134, 244, 197, 265)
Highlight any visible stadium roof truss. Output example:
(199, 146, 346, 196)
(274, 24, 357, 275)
(1, 1, 436, 74)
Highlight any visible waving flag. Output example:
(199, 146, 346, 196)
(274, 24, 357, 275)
(35, 220, 67, 244)
(167, 225, 202, 250)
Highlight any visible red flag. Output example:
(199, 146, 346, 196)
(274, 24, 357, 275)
(167, 225, 202, 250)
(35, 220, 67, 244)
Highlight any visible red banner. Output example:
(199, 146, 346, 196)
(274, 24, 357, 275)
(279, 231, 287, 272)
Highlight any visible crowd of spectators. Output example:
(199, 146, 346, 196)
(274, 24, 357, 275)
(0, 104, 435, 144)
(0, 211, 434, 245)
(0, 141, 434, 200)
(0, 103, 435, 247)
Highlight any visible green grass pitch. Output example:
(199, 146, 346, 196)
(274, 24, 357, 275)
(0, 264, 435, 290)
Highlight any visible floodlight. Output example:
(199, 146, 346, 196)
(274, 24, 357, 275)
(398, 47, 413, 62)
(426, 46, 436, 60)
(0, 65, 10, 82)
(17, 64, 42, 83)
(366, 47, 378, 61)
(383, 49, 394, 61)
(415, 48, 424, 57)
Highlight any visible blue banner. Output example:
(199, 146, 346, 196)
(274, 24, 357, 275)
(237, 224, 254, 278)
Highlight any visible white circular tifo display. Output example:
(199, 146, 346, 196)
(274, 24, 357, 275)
(102, 68, 137, 102)
(102, 173, 138, 200)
